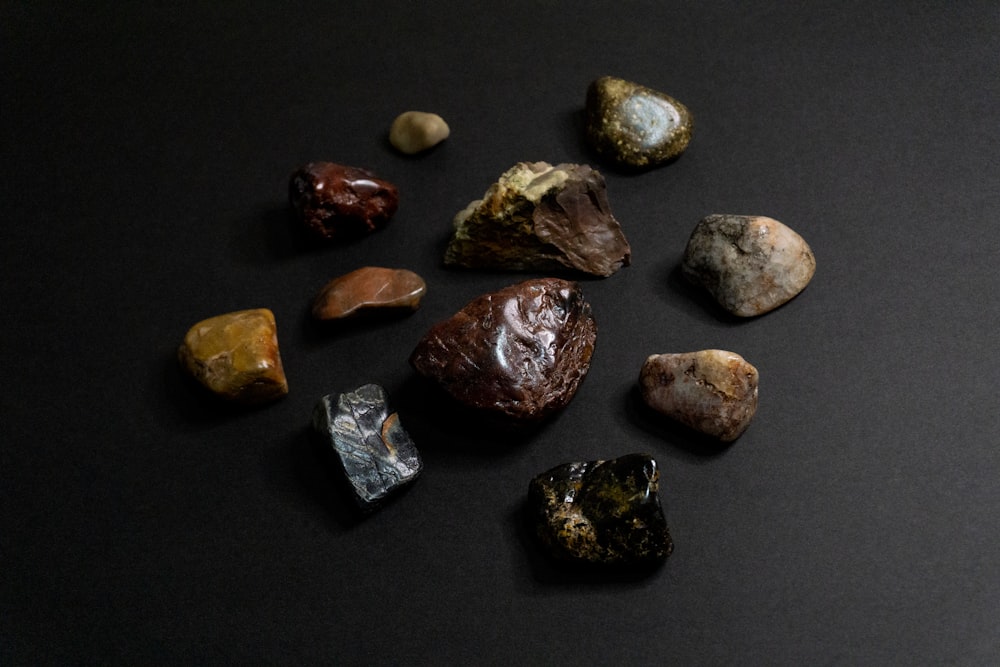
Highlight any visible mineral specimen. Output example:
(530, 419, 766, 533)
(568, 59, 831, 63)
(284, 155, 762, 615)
(177, 308, 289, 405)
(443, 161, 631, 277)
(528, 453, 673, 567)
(389, 111, 450, 154)
(313, 383, 422, 510)
(639, 350, 758, 442)
(288, 161, 399, 242)
(585, 76, 693, 169)
(409, 278, 596, 422)
(311, 267, 426, 321)
(681, 214, 816, 317)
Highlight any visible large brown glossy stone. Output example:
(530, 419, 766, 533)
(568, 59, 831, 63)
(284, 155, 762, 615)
(444, 162, 631, 277)
(289, 161, 399, 242)
(311, 267, 426, 321)
(409, 278, 596, 422)
(178, 308, 289, 405)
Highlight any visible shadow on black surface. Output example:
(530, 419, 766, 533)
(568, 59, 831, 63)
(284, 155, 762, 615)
(280, 425, 420, 531)
(298, 301, 422, 351)
(231, 205, 383, 265)
(625, 385, 735, 459)
(663, 262, 747, 325)
(392, 374, 555, 458)
(508, 500, 666, 587)
(159, 351, 281, 429)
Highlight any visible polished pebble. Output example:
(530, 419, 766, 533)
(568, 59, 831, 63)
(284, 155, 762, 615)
(311, 267, 426, 321)
(389, 111, 450, 154)
(640, 349, 758, 442)
(177, 308, 289, 405)
(529, 453, 672, 567)
(409, 278, 596, 422)
(681, 214, 816, 317)
(585, 76, 693, 169)
(288, 161, 399, 242)
(444, 161, 631, 277)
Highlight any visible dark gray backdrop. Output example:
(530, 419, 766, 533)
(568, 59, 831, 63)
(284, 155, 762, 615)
(4, 2, 999, 664)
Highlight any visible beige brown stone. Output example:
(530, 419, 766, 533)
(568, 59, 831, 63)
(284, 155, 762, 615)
(389, 111, 450, 154)
(178, 308, 289, 404)
(311, 267, 426, 321)
(639, 350, 758, 442)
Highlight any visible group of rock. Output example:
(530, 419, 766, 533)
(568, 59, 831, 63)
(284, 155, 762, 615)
(178, 76, 816, 569)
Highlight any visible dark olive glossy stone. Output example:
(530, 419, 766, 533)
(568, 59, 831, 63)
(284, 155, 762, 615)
(585, 76, 693, 170)
(408, 278, 596, 422)
(312, 383, 422, 510)
(289, 162, 399, 242)
(528, 453, 672, 566)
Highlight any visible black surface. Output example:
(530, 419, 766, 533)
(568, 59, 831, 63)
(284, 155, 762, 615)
(3, 2, 999, 664)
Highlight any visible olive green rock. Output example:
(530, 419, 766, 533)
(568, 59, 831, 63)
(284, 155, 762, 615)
(585, 76, 693, 169)
(528, 453, 673, 567)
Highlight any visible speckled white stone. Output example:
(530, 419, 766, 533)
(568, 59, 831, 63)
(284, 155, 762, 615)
(681, 215, 816, 317)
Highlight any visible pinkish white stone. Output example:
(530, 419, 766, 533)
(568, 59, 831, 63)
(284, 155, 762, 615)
(639, 349, 758, 442)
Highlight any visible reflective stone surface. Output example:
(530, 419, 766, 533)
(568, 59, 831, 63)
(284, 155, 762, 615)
(313, 384, 422, 510)
(311, 267, 426, 321)
(444, 161, 631, 277)
(289, 161, 399, 242)
(528, 453, 672, 567)
(177, 308, 289, 405)
(585, 76, 693, 169)
(409, 278, 596, 422)
(681, 214, 816, 317)
(640, 349, 758, 442)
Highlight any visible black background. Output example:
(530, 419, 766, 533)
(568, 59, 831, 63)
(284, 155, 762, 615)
(4, 2, 999, 664)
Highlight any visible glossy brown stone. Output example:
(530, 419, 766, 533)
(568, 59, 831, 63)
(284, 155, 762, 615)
(178, 308, 289, 405)
(311, 267, 426, 321)
(409, 278, 596, 422)
(289, 161, 399, 242)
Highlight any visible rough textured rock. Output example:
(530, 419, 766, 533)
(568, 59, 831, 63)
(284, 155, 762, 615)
(311, 267, 426, 321)
(409, 278, 596, 422)
(640, 350, 758, 442)
(681, 214, 816, 317)
(528, 453, 672, 567)
(289, 162, 399, 242)
(313, 383, 422, 510)
(444, 161, 631, 277)
(585, 76, 693, 169)
(178, 308, 289, 405)
(389, 111, 450, 154)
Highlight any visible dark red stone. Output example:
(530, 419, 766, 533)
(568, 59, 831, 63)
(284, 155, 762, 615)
(409, 278, 597, 422)
(289, 162, 399, 241)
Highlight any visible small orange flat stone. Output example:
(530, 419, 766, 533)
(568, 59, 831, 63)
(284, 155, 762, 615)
(178, 308, 289, 404)
(311, 267, 427, 321)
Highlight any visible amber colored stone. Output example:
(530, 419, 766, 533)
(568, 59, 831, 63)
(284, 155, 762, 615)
(178, 308, 289, 405)
(288, 162, 399, 242)
(311, 267, 426, 321)
(409, 278, 596, 422)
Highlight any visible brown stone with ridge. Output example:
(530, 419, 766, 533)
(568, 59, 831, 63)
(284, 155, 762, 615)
(178, 308, 289, 405)
(409, 278, 596, 422)
(312, 267, 427, 321)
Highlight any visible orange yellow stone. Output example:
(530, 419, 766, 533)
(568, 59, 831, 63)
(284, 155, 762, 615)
(178, 308, 289, 404)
